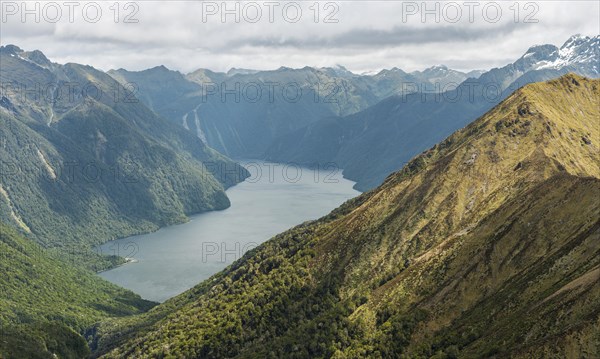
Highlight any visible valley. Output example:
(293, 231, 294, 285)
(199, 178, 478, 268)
(110, 35, 599, 191)
(94, 74, 600, 359)
(0, 45, 250, 270)
(98, 161, 359, 302)
(0, 9, 598, 356)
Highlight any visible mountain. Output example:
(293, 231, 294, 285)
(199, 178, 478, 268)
(465, 69, 486, 78)
(107, 65, 202, 124)
(529, 34, 598, 72)
(109, 64, 475, 158)
(0, 45, 249, 267)
(0, 223, 155, 358)
(265, 34, 600, 190)
(478, 34, 598, 91)
(226, 68, 260, 76)
(410, 65, 475, 89)
(92, 74, 600, 358)
(109, 35, 596, 172)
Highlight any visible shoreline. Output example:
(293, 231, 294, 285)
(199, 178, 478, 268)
(96, 257, 139, 274)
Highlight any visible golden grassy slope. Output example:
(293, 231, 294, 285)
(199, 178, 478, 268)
(316, 73, 599, 293)
(98, 74, 600, 358)
(314, 73, 600, 357)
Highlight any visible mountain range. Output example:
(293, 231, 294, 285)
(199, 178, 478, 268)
(92, 74, 600, 358)
(0, 45, 249, 268)
(1, 35, 598, 358)
(265, 34, 600, 190)
(107, 35, 598, 191)
(109, 61, 483, 159)
(0, 44, 253, 357)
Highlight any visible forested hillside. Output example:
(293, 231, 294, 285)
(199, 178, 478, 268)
(0, 45, 249, 269)
(0, 224, 156, 358)
(94, 75, 599, 358)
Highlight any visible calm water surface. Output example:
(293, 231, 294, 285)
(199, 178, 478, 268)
(98, 161, 359, 302)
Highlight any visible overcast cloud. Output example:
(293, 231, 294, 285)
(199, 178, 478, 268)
(1, 1, 598, 74)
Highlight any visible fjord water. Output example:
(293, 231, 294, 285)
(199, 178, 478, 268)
(98, 162, 360, 302)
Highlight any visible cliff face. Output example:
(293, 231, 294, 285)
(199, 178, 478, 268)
(96, 74, 600, 358)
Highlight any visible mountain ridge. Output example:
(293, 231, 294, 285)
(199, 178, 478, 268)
(265, 34, 600, 190)
(108, 59, 480, 158)
(0, 45, 249, 267)
(94, 74, 600, 358)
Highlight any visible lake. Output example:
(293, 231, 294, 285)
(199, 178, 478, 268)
(98, 161, 360, 302)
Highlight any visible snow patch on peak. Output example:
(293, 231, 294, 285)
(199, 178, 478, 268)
(561, 34, 589, 49)
(536, 34, 598, 71)
(428, 64, 448, 70)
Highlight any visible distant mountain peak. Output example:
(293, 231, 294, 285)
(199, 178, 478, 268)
(521, 44, 559, 59)
(420, 64, 453, 75)
(533, 34, 599, 71)
(562, 33, 590, 49)
(379, 67, 406, 73)
(372, 67, 409, 78)
(226, 68, 259, 76)
(321, 64, 356, 77)
(0, 44, 53, 69)
(427, 64, 449, 71)
(411, 64, 458, 77)
(0, 44, 23, 55)
(27, 50, 52, 67)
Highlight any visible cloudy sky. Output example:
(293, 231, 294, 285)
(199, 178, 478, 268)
(1, 1, 598, 74)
